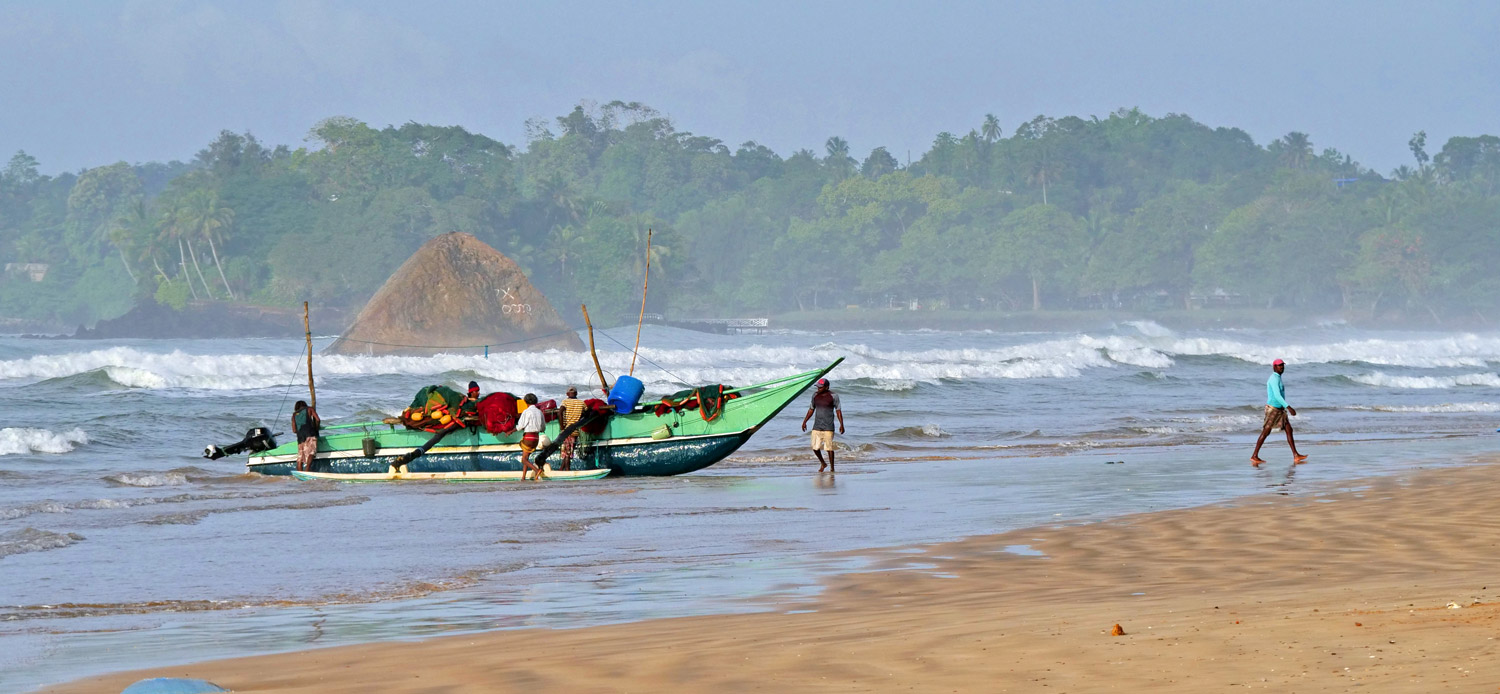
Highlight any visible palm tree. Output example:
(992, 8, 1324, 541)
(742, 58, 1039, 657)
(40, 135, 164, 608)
(1276, 132, 1314, 170)
(632, 219, 670, 279)
(182, 190, 237, 299)
(1029, 149, 1063, 205)
(959, 131, 982, 177)
(157, 205, 200, 301)
(536, 175, 582, 230)
(183, 231, 215, 300)
(109, 199, 156, 283)
(553, 224, 582, 282)
(981, 114, 1002, 144)
(824, 137, 855, 179)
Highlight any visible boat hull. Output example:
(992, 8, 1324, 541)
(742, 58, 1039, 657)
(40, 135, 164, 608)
(247, 360, 838, 478)
(290, 467, 612, 482)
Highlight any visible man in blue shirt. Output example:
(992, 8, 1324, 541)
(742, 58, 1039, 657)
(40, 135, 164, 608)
(1251, 359, 1307, 466)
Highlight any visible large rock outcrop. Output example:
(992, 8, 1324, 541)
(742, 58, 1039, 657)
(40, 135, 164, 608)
(325, 233, 583, 356)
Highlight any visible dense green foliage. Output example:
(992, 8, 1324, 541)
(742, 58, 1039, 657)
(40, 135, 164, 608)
(2, 103, 1497, 327)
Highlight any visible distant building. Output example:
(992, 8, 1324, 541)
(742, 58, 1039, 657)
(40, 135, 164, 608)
(1189, 287, 1249, 309)
(5, 263, 48, 282)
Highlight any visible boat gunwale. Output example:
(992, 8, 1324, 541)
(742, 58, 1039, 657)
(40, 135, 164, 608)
(247, 358, 844, 475)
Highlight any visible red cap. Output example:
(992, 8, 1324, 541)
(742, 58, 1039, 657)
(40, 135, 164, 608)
(1272, 359, 1284, 366)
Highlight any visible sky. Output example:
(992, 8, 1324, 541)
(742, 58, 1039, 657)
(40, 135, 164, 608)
(2, 0, 1497, 176)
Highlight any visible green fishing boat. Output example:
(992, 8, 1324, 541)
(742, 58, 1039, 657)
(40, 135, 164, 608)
(246, 359, 841, 478)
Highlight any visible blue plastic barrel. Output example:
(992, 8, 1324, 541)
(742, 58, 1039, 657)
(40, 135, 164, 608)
(607, 375, 645, 414)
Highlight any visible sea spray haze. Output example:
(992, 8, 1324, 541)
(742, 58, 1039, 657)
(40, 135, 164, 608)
(3, 323, 1500, 689)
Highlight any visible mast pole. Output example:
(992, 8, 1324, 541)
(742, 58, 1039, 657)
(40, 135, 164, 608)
(581, 304, 610, 394)
(630, 228, 652, 376)
(303, 301, 316, 409)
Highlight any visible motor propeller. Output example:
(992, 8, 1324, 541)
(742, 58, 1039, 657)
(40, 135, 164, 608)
(203, 427, 279, 460)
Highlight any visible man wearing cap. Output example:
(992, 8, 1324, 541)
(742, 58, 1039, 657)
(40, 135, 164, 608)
(1251, 359, 1307, 466)
(456, 381, 482, 428)
(801, 378, 845, 472)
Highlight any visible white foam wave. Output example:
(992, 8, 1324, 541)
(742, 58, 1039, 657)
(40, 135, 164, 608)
(105, 472, 190, 487)
(1349, 402, 1500, 413)
(919, 423, 948, 437)
(1123, 320, 1175, 338)
(1351, 372, 1500, 389)
(0, 428, 88, 455)
(7, 332, 1500, 394)
(0, 527, 84, 559)
(1143, 414, 1262, 434)
(1161, 334, 1500, 368)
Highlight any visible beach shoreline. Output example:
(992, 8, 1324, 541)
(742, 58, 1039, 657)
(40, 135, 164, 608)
(39, 459, 1500, 693)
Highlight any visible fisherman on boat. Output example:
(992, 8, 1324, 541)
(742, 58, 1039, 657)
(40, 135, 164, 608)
(518, 393, 547, 480)
(457, 381, 482, 429)
(292, 400, 321, 472)
(558, 387, 587, 471)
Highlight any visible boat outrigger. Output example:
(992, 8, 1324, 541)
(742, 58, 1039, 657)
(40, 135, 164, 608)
(246, 359, 841, 479)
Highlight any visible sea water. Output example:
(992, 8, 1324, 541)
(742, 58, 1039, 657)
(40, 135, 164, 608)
(2, 322, 1497, 690)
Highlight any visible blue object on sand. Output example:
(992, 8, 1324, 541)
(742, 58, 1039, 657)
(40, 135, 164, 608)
(121, 678, 230, 694)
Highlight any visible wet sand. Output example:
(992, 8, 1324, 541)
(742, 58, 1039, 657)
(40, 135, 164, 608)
(42, 461, 1500, 693)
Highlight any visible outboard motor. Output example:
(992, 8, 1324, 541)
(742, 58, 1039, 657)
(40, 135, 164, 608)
(204, 427, 278, 460)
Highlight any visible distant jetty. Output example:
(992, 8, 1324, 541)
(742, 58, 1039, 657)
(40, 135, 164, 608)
(645, 314, 768, 335)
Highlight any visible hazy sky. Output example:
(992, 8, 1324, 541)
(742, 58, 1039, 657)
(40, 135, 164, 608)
(2, 1, 1496, 176)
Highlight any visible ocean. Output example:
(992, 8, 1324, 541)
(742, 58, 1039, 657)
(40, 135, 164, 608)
(2, 321, 1497, 690)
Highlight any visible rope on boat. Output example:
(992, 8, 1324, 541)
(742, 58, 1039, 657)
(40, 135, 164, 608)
(271, 341, 308, 427)
(594, 329, 691, 385)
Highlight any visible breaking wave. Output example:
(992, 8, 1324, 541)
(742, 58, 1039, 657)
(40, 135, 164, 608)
(1350, 372, 1500, 389)
(0, 427, 88, 455)
(104, 472, 190, 487)
(3, 332, 1500, 393)
(1347, 402, 1500, 413)
(879, 424, 950, 438)
(0, 527, 84, 559)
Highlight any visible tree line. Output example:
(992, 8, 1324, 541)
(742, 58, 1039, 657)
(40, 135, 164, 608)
(1, 102, 1497, 328)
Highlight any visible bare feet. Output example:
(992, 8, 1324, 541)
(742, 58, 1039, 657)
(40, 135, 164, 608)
(1294, 454, 1309, 464)
(818, 463, 827, 472)
(1250, 456, 1265, 466)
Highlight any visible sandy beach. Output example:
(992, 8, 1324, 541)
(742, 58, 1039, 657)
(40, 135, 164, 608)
(40, 459, 1500, 693)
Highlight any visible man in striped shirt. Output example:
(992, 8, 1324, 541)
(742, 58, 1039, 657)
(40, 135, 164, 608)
(558, 387, 588, 471)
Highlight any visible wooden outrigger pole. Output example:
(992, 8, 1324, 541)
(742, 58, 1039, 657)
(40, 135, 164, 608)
(303, 301, 316, 409)
(581, 304, 610, 394)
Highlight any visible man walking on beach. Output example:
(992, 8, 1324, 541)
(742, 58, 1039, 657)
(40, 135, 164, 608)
(1251, 359, 1307, 466)
(801, 378, 844, 472)
(518, 393, 547, 480)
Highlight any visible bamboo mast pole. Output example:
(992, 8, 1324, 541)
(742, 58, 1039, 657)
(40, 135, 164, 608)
(629, 228, 652, 376)
(581, 304, 610, 394)
(303, 301, 316, 409)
